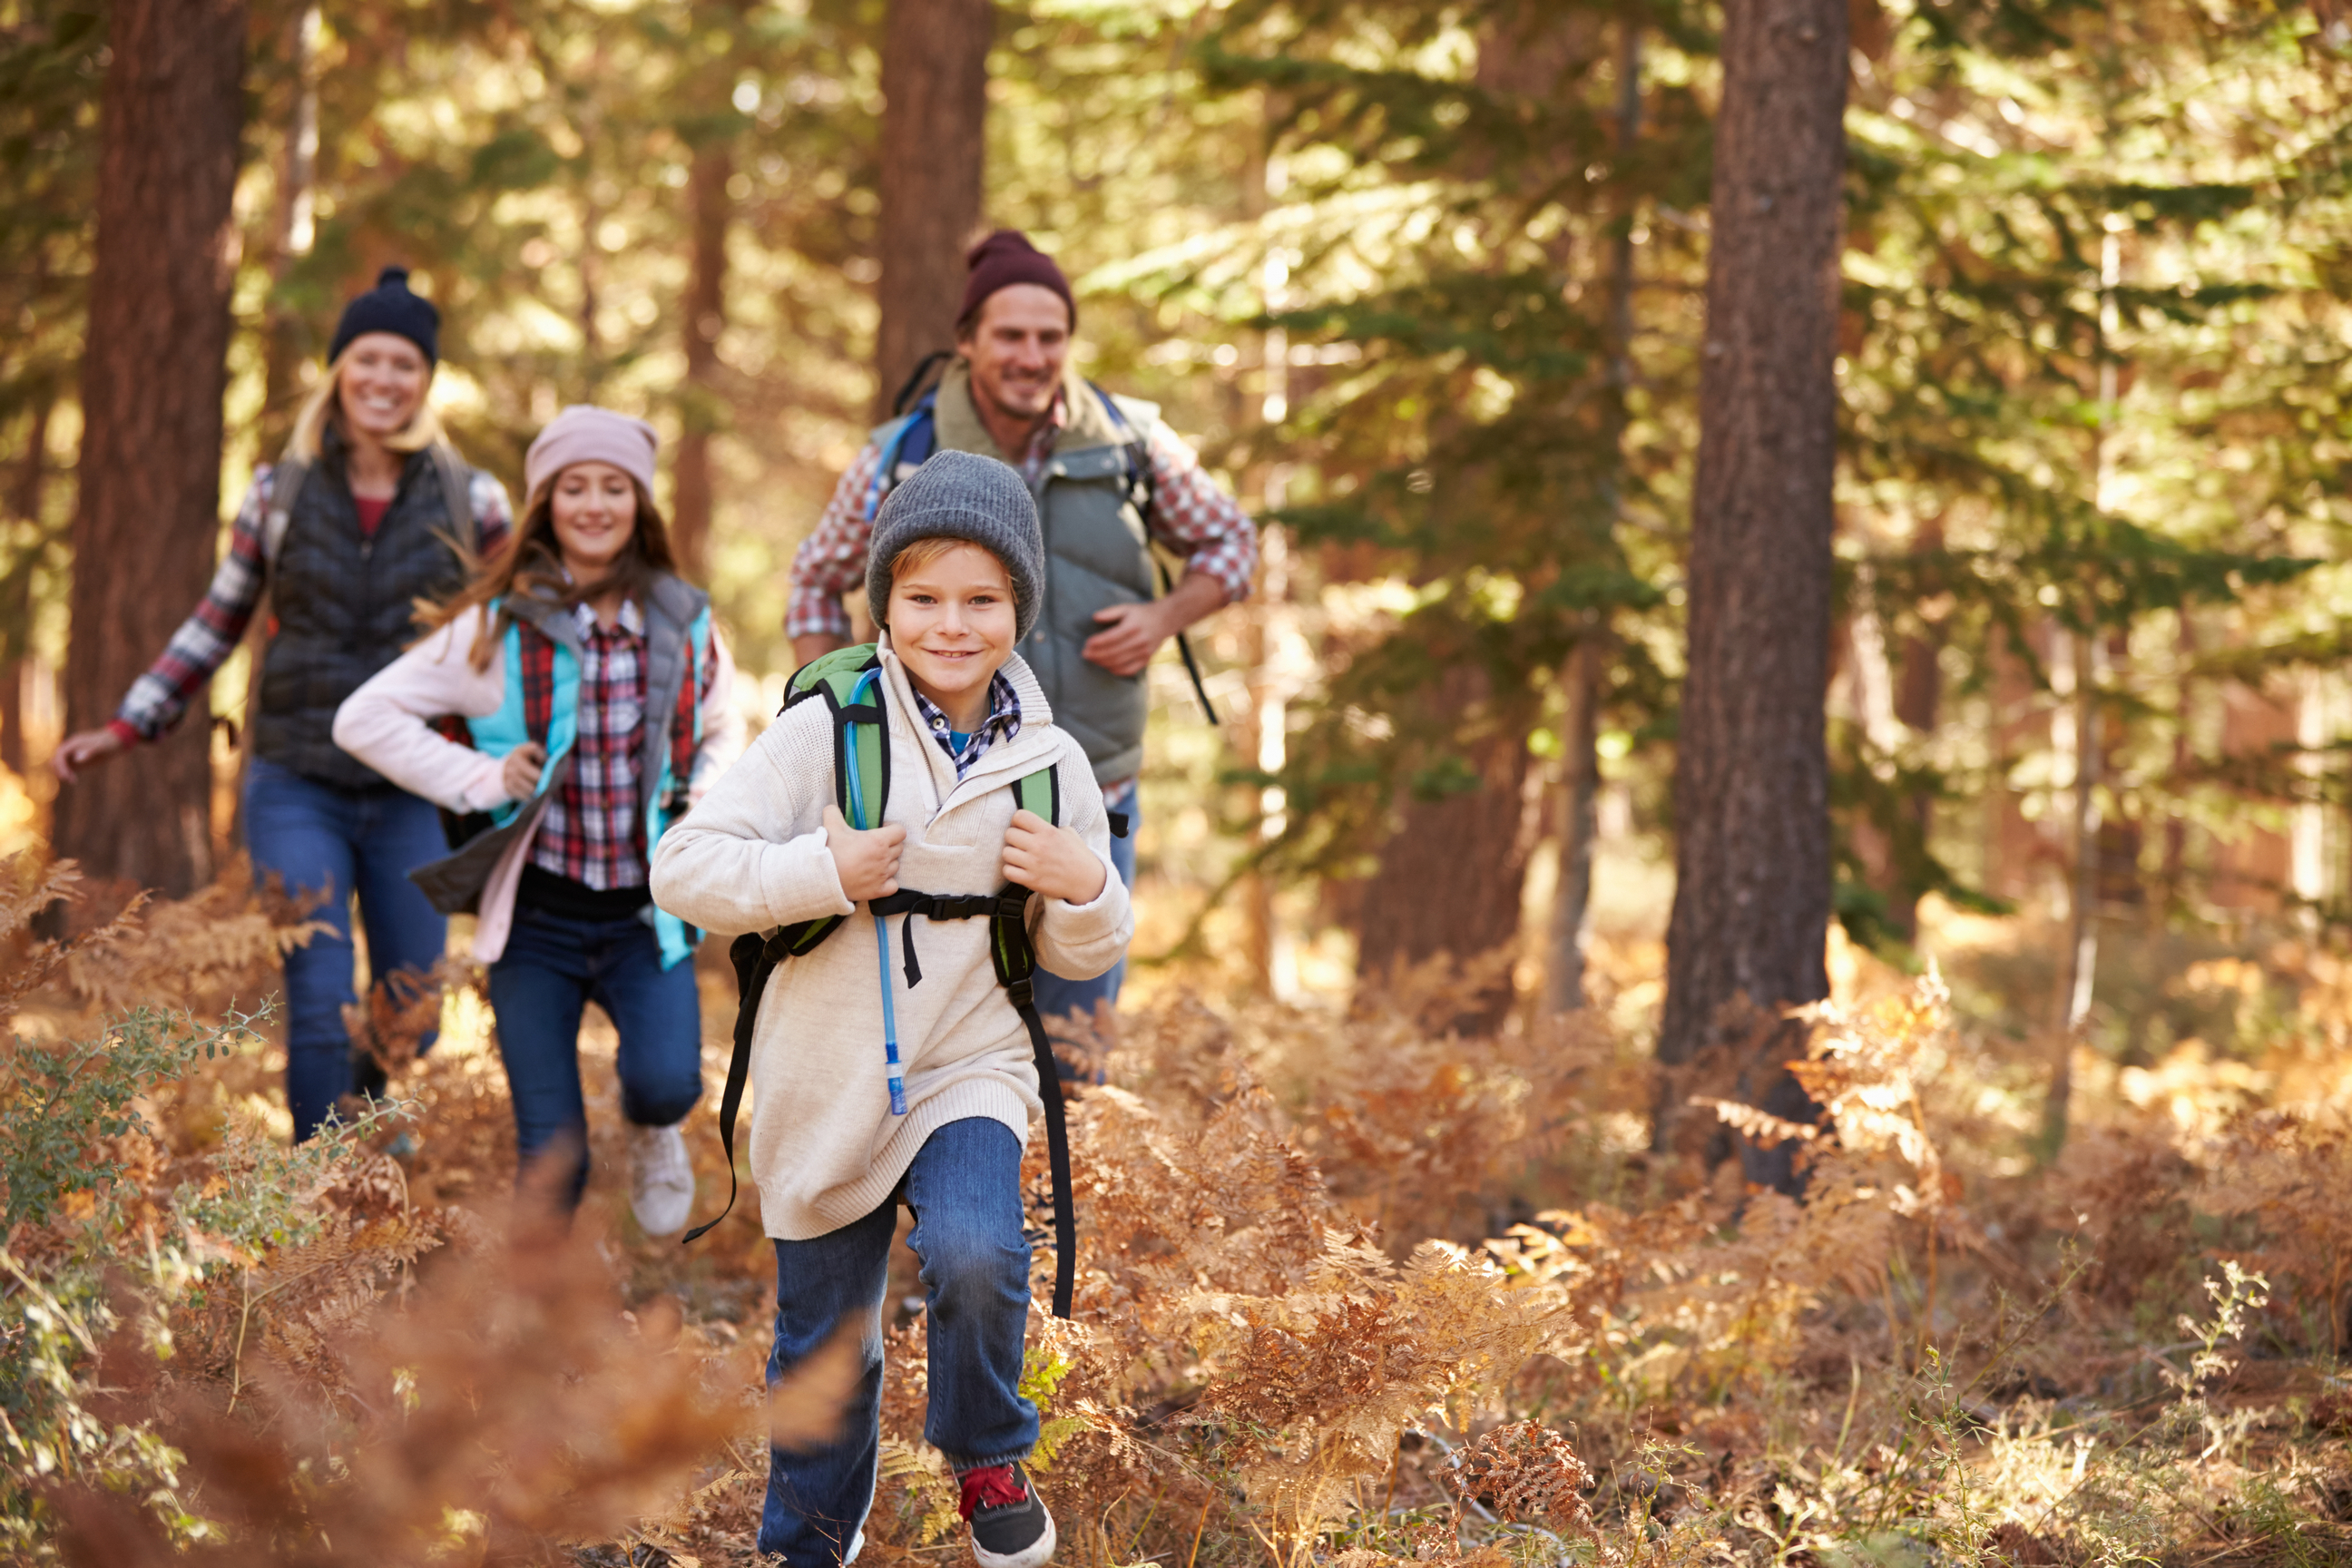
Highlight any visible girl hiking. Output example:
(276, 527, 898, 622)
(51, 266, 513, 1141)
(334, 406, 741, 1233)
(651, 451, 1131, 1568)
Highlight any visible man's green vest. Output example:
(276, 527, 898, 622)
(873, 363, 1158, 785)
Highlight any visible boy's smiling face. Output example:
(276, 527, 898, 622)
(887, 540, 1018, 730)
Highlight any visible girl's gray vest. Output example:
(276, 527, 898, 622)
(254, 431, 480, 789)
(864, 367, 1157, 785)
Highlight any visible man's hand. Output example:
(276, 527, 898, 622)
(1079, 602, 1172, 677)
(1081, 570, 1229, 676)
(500, 741, 547, 801)
(825, 802, 906, 902)
(1003, 808, 1107, 906)
(50, 726, 131, 783)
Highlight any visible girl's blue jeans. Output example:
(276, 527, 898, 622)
(760, 1117, 1038, 1565)
(485, 901, 703, 1207)
(243, 756, 448, 1140)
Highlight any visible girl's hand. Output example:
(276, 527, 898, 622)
(501, 741, 547, 801)
(50, 726, 131, 783)
(825, 802, 906, 902)
(1003, 809, 1108, 906)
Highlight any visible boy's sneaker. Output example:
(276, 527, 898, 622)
(627, 1122, 695, 1236)
(958, 1463, 1054, 1568)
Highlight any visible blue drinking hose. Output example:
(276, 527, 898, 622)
(846, 671, 908, 1116)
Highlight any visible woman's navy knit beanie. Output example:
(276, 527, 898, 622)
(329, 266, 440, 365)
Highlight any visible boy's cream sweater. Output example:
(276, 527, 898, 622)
(648, 642, 1132, 1240)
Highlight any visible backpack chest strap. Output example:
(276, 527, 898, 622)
(868, 886, 1030, 988)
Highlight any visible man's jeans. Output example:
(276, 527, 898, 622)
(485, 902, 703, 1206)
(1032, 790, 1136, 1034)
(243, 756, 448, 1140)
(760, 1117, 1037, 1565)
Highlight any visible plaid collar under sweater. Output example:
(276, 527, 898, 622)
(908, 671, 1023, 779)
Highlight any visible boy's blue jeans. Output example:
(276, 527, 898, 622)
(243, 756, 448, 1140)
(760, 1117, 1037, 1565)
(485, 902, 703, 1207)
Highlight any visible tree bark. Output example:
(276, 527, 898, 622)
(1545, 17, 1642, 1014)
(671, 143, 732, 579)
(1, 396, 52, 779)
(875, 0, 992, 417)
(1357, 665, 1537, 1030)
(259, 4, 321, 458)
(1657, 0, 1847, 1185)
(50, 0, 246, 897)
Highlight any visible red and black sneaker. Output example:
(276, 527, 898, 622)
(958, 1462, 1056, 1568)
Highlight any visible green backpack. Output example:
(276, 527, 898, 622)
(681, 644, 1080, 1320)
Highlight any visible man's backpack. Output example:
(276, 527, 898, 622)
(680, 643, 1082, 1320)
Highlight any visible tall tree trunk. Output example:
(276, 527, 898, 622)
(1657, 0, 1847, 1190)
(1545, 17, 1642, 1014)
(671, 143, 731, 579)
(259, 3, 320, 457)
(50, 0, 246, 897)
(1357, 665, 1537, 1030)
(875, 0, 991, 417)
(1886, 515, 1945, 943)
(1, 396, 53, 779)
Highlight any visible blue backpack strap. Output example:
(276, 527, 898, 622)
(862, 396, 941, 524)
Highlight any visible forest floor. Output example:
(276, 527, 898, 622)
(5, 856, 2351, 1567)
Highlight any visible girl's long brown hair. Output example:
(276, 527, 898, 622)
(416, 475, 680, 670)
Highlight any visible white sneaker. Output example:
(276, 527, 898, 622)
(628, 1122, 695, 1236)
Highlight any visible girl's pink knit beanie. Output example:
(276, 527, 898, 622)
(524, 406, 660, 503)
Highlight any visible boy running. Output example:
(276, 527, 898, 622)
(652, 451, 1131, 1568)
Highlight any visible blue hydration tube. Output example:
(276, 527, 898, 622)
(845, 670, 908, 1116)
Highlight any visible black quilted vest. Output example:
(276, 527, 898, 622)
(252, 430, 475, 789)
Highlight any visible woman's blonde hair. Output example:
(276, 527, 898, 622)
(284, 344, 449, 463)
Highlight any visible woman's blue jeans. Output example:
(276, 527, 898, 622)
(485, 902, 703, 1207)
(760, 1117, 1037, 1565)
(243, 756, 448, 1140)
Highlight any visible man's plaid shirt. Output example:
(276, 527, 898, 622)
(908, 671, 1023, 780)
(111, 461, 514, 744)
(785, 387, 1258, 643)
(529, 598, 719, 891)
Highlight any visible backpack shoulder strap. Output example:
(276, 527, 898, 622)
(260, 455, 309, 576)
(1012, 763, 1061, 828)
(786, 642, 889, 829)
(428, 443, 479, 555)
(863, 401, 939, 524)
(685, 643, 890, 1247)
(989, 757, 1075, 1317)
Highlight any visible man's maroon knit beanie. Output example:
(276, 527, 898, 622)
(957, 230, 1075, 333)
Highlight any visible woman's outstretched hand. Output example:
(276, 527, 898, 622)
(50, 726, 130, 783)
(1003, 809, 1108, 906)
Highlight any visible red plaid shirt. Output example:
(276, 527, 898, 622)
(786, 387, 1258, 641)
(528, 600, 713, 890)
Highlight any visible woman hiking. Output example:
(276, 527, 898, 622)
(335, 406, 742, 1233)
(51, 266, 513, 1141)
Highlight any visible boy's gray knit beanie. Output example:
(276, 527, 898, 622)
(867, 451, 1045, 642)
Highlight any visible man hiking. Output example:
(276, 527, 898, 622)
(788, 229, 1258, 1024)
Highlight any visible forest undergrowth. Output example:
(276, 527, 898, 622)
(4, 853, 2349, 1567)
